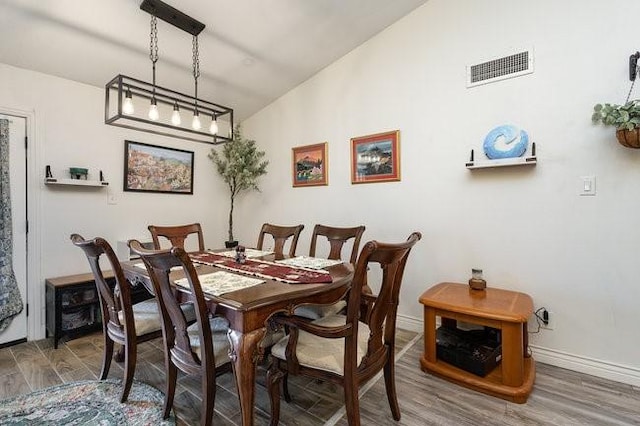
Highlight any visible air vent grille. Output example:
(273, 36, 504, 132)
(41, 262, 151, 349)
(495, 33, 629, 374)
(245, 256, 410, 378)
(467, 50, 533, 87)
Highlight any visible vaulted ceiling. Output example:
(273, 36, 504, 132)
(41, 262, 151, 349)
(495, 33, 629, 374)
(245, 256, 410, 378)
(0, 0, 428, 120)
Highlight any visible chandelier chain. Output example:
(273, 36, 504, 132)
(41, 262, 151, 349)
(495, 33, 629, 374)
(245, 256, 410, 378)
(192, 35, 200, 80)
(149, 15, 159, 64)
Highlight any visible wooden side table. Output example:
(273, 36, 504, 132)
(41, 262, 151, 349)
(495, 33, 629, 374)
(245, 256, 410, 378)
(419, 282, 535, 403)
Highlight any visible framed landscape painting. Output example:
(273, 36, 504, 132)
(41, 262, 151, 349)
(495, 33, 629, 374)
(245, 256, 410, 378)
(292, 142, 328, 187)
(124, 140, 194, 194)
(350, 130, 400, 184)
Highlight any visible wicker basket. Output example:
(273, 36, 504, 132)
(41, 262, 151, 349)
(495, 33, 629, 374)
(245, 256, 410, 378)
(616, 128, 640, 149)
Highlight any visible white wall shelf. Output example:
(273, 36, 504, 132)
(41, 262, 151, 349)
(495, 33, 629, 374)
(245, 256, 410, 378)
(45, 178, 109, 187)
(465, 156, 537, 170)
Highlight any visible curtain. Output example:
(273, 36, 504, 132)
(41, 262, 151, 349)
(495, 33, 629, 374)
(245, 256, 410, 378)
(0, 118, 23, 332)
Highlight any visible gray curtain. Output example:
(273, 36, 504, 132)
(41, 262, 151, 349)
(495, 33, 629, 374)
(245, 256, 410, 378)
(0, 119, 24, 332)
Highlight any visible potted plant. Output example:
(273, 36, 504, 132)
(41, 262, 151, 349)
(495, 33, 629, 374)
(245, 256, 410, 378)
(592, 99, 640, 148)
(208, 124, 268, 248)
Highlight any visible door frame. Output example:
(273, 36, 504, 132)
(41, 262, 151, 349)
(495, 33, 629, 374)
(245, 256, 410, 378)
(0, 106, 42, 341)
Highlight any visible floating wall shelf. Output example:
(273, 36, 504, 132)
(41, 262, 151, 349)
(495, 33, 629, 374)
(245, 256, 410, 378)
(45, 178, 109, 187)
(465, 156, 537, 170)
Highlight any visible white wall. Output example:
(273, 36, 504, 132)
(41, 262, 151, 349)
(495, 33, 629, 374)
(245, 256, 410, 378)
(0, 62, 229, 337)
(240, 0, 640, 383)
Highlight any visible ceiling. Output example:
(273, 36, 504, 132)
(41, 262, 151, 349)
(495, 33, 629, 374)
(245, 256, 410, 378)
(0, 0, 428, 120)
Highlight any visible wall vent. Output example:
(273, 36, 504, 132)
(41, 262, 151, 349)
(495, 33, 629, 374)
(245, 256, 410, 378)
(467, 50, 533, 88)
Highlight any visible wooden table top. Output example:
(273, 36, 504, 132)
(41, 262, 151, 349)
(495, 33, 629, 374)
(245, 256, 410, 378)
(419, 282, 533, 323)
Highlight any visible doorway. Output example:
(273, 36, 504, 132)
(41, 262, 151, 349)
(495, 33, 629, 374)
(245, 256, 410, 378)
(0, 114, 28, 346)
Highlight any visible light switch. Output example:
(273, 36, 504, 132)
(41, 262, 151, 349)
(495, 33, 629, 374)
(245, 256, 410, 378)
(580, 176, 596, 196)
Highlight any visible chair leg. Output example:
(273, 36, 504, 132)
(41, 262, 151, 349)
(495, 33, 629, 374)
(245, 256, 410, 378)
(267, 358, 284, 426)
(343, 376, 361, 426)
(383, 356, 401, 420)
(120, 341, 137, 403)
(100, 337, 114, 380)
(163, 361, 178, 419)
(201, 372, 215, 426)
(282, 371, 291, 403)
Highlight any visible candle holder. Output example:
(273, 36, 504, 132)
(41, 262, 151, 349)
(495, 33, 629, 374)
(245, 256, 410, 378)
(468, 268, 487, 291)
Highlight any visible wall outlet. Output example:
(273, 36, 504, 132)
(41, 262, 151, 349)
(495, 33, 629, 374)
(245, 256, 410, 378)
(540, 309, 554, 330)
(107, 189, 118, 205)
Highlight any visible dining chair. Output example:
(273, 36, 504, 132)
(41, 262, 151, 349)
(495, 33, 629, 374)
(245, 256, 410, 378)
(148, 223, 206, 251)
(256, 223, 304, 258)
(129, 240, 232, 426)
(294, 224, 366, 320)
(266, 232, 422, 426)
(70, 234, 165, 403)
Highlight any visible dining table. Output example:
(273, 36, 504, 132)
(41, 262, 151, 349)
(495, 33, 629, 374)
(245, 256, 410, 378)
(121, 249, 354, 426)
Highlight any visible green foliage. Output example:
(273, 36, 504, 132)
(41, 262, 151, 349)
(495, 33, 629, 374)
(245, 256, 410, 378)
(208, 124, 268, 242)
(592, 100, 640, 130)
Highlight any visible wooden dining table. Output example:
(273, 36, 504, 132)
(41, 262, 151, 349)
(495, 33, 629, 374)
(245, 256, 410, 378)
(121, 251, 354, 426)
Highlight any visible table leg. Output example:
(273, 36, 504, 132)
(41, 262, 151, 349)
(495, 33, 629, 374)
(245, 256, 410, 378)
(501, 321, 524, 387)
(228, 327, 267, 426)
(424, 307, 437, 363)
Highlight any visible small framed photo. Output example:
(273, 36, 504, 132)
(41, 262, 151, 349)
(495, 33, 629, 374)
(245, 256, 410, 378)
(351, 130, 400, 184)
(292, 142, 328, 187)
(124, 140, 194, 194)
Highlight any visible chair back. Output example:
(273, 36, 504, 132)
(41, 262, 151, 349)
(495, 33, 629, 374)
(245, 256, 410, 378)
(309, 224, 365, 265)
(70, 234, 132, 340)
(148, 223, 205, 251)
(345, 232, 422, 368)
(257, 223, 304, 257)
(129, 240, 213, 376)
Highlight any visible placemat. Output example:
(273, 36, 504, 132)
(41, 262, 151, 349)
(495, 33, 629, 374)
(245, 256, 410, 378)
(275, 256, 343, 270)
(189, 252, 333, 284)
(174, 271, 265, 296)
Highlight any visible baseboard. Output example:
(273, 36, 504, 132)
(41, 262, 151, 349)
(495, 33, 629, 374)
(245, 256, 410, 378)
(398, 314, 640, 387)
(530, 344, 640, 387)
(397, 313, 422, 333)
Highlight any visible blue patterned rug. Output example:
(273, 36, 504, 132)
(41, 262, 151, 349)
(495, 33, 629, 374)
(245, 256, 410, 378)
(0, 379, 174, 425)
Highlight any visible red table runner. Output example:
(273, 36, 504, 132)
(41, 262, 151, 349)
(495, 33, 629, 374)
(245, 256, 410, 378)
(189, 252, 333, 284)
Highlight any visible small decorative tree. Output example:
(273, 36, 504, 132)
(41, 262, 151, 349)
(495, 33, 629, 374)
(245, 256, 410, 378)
(208, 124, 268, 245)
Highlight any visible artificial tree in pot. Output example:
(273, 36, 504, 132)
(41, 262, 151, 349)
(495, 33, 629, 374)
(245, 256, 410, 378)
(208, 124, 268, 247)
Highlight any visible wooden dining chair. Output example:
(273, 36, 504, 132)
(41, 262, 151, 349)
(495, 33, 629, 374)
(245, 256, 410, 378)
(148, 223, 205, 251)
(294, 224, 366, 320)
(70, 234, 165, 403)
(266, 232, 422, 426)
(129, 240, 232, 426)
(256, 223, 304, 258)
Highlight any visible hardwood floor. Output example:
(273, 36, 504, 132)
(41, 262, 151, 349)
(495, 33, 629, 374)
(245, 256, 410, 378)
(0, 331, 638, 425)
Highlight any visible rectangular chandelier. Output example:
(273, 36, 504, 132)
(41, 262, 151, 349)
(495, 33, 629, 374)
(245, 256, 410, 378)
(105, 74, 234, 145)
(104, 0, 233, 145)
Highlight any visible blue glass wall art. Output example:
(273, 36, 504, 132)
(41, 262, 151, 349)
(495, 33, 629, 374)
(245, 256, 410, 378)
(483, 124, 529, 159)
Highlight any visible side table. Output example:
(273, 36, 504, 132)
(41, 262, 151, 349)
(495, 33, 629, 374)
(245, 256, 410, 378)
(419, 282, 535, 403)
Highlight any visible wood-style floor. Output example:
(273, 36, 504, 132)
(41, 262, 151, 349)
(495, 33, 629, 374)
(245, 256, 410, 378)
(0, 331, 638, 425)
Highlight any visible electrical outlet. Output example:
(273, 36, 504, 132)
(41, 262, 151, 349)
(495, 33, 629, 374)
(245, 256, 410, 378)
(107, 189, 118, 205)
(540, 309, 554, 330)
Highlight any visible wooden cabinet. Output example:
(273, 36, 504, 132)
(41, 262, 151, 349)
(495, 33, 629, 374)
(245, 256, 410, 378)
(419, 282, 536, 403)
(45, 271, 113, 349)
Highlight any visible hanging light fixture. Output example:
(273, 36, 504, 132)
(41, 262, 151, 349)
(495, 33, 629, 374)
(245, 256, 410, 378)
(104, 0, 233, 145)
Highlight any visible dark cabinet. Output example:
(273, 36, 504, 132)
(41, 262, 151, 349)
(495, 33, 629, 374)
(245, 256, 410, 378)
(45, 271, 113, 349)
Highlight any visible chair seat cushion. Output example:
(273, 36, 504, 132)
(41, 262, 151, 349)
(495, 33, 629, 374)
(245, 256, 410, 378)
(270, 314, 370, 375)
(118, 299, 196, 336)
(187, 316, 231, 368)
(293, 300, 347, 320)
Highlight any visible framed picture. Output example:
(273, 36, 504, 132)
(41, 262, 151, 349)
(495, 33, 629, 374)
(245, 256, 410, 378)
(292, 142, 328, 187)
(350, 130, 400, 184)
(124, 140, 194, 194)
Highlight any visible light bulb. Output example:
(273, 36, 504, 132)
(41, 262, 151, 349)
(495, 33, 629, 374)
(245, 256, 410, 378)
(192, 111, 201, 130)
(148, 98, 159, 121)
(171, 103, 181, 126)
(123, 89, 134, 115)
(209, 116, 218, 135)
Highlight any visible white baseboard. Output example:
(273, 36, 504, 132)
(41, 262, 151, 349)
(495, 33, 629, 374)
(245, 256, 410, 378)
(398, 315, 640, 387)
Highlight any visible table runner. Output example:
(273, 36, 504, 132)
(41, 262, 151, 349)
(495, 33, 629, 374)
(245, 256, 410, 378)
(189, 252, 333, 284)
(216, 248, 274, 258)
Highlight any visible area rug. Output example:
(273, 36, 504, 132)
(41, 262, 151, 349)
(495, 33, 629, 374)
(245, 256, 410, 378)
(0, 379, 174, 425)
